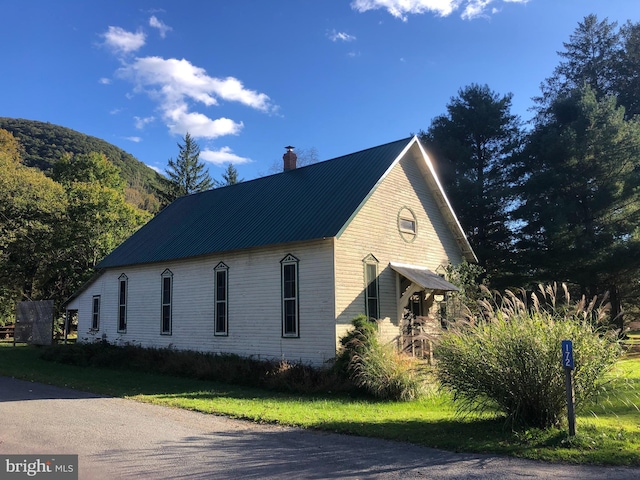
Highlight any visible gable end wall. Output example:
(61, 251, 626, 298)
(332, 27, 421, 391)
(334, 146, 464, 347)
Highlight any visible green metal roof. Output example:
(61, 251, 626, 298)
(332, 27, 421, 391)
(96, 137, 413, 269)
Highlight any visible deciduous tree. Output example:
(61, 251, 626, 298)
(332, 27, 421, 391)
(0, 129, 67, 322)
(52, 154, 151, 301)
(53, 151, 125, 192)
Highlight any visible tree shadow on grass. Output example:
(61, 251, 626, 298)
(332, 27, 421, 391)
(141, 389, 521, 453)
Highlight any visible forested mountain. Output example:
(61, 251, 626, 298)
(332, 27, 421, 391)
(0, 117, 161, 212)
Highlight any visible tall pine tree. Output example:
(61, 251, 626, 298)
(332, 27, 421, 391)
(535, 14, 640, 121)
(535, 14, 622, 120)
(617, 20, 640, 118)
(420, 84, 522, 284)
(515, 87, 640, 330)
(215, 163, 243, 187)
(161, 133, 213, 204)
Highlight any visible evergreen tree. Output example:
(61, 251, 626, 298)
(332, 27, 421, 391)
(616, 20, 640, 118)
(215, 163, 243, 187)
(162, 133, 213, 204)
(515, 87, 640, 330)
(525, 14, 640, 327)
(534, 14, 640, 121)
(536, 15, 622, 118)
(420, 84, 522, 284)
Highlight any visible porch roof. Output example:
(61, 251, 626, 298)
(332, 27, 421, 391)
(389, 262, 459, 292)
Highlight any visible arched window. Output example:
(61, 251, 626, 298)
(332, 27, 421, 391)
(161, 269, 173, 335)
(363, 254, 379, 320)
(281, 254, 299, 337)
(91, 296, 100, 331)
(214, 262, 229, 336)
(118, 274, 128, 333)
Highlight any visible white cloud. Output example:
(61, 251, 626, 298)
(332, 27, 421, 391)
(462, 0, 492, 20)
(351, 0, 529, 20)
(328, 30, 356, 42)
(149, 16, 172, 38)
(99, 77, 111, 85)
(134, 115, 155, 129)
(165, 107, 243, 138)
(351, 0, 458, 20)
(201, 146, 252, 165)
(117, 56, 274, 139)
(125, 136, 142, 142)
(119, 57, 273, 111)
(146, 164, 163, 174)
(109, 108, 122, 115)
(102, 26, 146, 54)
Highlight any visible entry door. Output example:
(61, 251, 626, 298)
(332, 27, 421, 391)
(402, 292, 424, 354)
(409, 293, 422, 317)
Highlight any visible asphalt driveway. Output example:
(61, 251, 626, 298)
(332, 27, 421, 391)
(1, 376, 638, 479)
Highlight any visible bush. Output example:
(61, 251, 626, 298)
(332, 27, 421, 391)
(336, 314, 427, 401)
(40, 342, 350, 395)
(435, 284, 622, 429)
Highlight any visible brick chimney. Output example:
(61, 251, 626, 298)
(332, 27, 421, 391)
(283, 145, 297, 171)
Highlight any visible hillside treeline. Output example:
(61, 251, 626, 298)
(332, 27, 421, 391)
(0, 117, 162, 213)
(0, 129, 151, 323)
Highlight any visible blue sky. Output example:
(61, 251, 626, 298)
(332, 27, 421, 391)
(2, 0, 640, 181)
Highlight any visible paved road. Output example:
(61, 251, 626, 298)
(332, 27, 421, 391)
(1, 376, 639, 479)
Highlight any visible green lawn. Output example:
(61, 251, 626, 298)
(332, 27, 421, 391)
(1, 343, 639, 466)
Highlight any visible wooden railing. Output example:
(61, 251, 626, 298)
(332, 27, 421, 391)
(0, 324, 15, 339)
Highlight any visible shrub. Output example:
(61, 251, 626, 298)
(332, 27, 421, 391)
(442, 261, 488, 322)
(435, 284, 622, 429)
(40, 342, 349, 395)
(336, 314, 427, 401)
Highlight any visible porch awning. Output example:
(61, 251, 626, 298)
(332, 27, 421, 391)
(389, 262, 459, 292)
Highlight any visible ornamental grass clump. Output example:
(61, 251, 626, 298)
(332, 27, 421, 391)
(435, 284, 622, 429)
(336, 314, 426, 401)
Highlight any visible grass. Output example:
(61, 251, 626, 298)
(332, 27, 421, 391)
(0, 343, 639, 466)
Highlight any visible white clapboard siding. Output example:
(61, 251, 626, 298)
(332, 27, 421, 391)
(76, 239, 336, 366)
(72, 141, 468, 365)
(334, 144, 463, 346)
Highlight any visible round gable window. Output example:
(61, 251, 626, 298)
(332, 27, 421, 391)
(398, 207, 417, 243)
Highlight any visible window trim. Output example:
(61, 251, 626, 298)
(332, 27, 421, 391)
(399, 218, 416, 233)
(118, 274, 128, 333)
(214, 262, 229, 336)
(281, 254, 299, 338)
(363, 254, 380, 320)
(91, 295, 100, 331)
(398, 207, 418, 243)
(161, 269, 173, 335)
